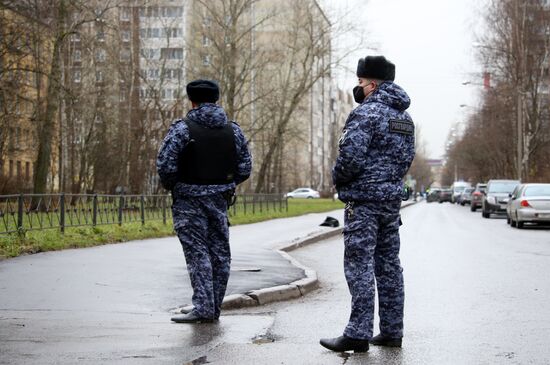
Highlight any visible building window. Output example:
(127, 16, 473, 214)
(202, 35, 210, 47)
(145, 6, 159, 18)
(203, 54, 211, 66)
(16, 161, 22, 179)
(162, 89, 177, 100)
(165, 27, 183, 38)
(161, 48, 183, 60)
(73, 49, 81, 62)
(120, 7, 131, 21)
(160, 6, 183, 18)
(9, 160, 14, 178)
(0, 159, 3, 177)
(120, 49, 130, 62)
(74, 70, 81, 83)
(15, 127, 21, 148)
(141, 48, 160, 60)
(96, 30, 105, 42)
(96, 49, 106, 62)
(148, 68, 159, 79)
(15, 96, 21, 114)
(96, 70, 104, 82)
(121, 30, 130, 42)
(71, 33, 81, 42)
(25, 161, 30, 180)
(162, 68, 182, 80)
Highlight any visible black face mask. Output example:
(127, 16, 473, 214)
(353, 85, 365, 104)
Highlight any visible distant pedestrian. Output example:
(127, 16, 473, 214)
(320, 56, 415, 352)
(157, 80, 252, 323)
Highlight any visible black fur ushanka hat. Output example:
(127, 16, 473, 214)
(356, 56, 395, 81)
(186, 79, 220, 103)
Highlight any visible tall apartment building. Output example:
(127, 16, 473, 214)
(59, 1, 188, 194)
(0, 7, 55, 193)
(3, 0, 338, 194)
(121, 1, 187, 193)
(186, 0, 336, 194)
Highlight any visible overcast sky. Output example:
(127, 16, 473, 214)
(323, 0, 488, 158)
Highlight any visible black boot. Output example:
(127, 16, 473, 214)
(319, 335, 369, 353)
(171, 312, 215, 324)
(370, 334, 402, 347)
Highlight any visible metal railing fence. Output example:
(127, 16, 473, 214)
(0, 193, 287, 235)
(228, 193, 289, 217)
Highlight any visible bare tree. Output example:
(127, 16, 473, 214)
(252, 1, 333, 193)
(407, 126, 433, 192)
(478, 0, 550, 181)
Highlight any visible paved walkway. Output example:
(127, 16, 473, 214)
(0, 208, 345, 315)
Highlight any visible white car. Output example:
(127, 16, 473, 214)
(285, 188, 320, 199)
(507, 183, 550, 228)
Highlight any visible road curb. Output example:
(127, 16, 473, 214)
(176, 201, 418, 313)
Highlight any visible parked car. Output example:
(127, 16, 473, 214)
(481, 179, 520, 218)
(470, 183, 487, 212)
(458, 187, 475, 206)
(438, 188, 452, 203)
(285, 188, 320, 199)
(451, 181, 472, 204)
(507, 183, 550, 228)
(426, 188, 441, 203)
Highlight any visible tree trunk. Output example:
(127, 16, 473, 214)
(33, 0, 65, 194)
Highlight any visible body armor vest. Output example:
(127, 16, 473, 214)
(178, 119, 237, 185)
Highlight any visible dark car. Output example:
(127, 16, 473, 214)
(438, 188, 452, 203)
(427, 188, 441, 203)
(482, 179, 521, 218)
(470, 183, 487, 211)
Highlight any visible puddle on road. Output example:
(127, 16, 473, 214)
(252, 332, 275, 344)
(337, 352, 351, 363)
(496, 351, 516, 360)
(183, 355, 209, 365)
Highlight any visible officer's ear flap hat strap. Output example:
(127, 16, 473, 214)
(356, 55, 395, 81)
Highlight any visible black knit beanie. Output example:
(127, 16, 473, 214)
(186, 79, 220, 103)
(356, 56, 395, 81)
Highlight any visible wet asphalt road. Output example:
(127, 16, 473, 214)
(193, 201, 550, 365)
(2, 202, 550, 364)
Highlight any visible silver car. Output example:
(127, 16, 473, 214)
(507, 183, 550, 228)
(285, 188, 320, 199)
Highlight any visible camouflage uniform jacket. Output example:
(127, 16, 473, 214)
(333, 82, 415, 202)
(156, 103, 252, 198)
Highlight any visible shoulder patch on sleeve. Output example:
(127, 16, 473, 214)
(389, 119, 414, 136)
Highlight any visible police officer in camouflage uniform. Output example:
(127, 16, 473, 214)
(320, 56, 415, 352)
(156, 80, 252, 323)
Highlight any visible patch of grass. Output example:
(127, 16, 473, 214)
(0, 198, 343, 259)
(230, 198, 344, 225)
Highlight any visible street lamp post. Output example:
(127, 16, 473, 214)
(517, 91, 523, 181)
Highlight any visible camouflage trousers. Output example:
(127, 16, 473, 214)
(173, 194, 230, 319)
(342, 200, 404, 340)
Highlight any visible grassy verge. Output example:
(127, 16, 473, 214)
(0, 198, 343, 259)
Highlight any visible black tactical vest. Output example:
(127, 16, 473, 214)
(177, 119, 237, 185)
